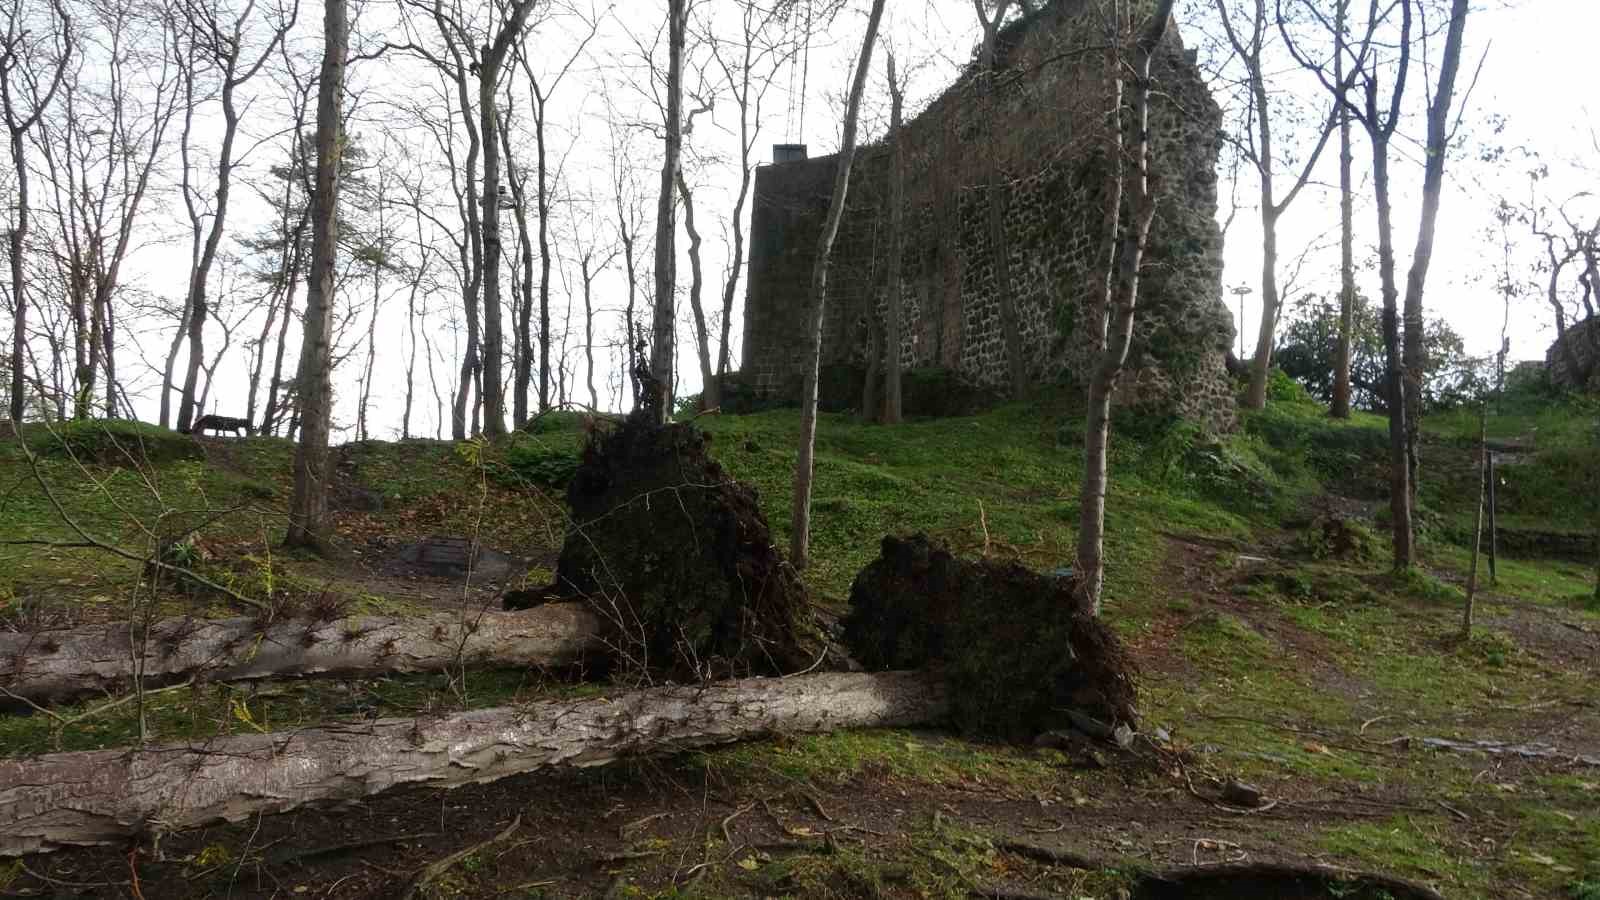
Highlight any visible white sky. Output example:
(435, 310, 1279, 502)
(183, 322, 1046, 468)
(11, 0, 1597, 436)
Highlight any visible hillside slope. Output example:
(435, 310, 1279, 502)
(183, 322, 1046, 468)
(1, 388, 1596, 898)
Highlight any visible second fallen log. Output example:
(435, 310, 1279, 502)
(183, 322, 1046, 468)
(0, 603, 604, 706)
(0, 669, 947, 856)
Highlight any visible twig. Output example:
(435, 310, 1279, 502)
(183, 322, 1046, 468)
(402, 814, 521, 900)
(15, 862, 129, 890)
(992, 838, 1096, 869)
(721, 802, 754, 847)
(267, 832, 440, 865)
(619, 812, 669, 838)
(978, 500, 992, 557)
(803, 790, 835, 822)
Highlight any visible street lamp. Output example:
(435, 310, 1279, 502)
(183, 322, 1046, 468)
(1229, 284, 1253, 359)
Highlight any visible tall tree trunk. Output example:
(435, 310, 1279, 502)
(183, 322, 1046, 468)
(358, 270, 381, 441)
(285, 0, 347, 553)
(1400, 0, 1470, 501)
(648, 0, 687, 424)
(100, 298, 116, 417)
(5, 130, 25, 423)
(717, 139, 751, 382)
(1371, 138, 1414, 568)
(583, 256, 598, 410)
(1461, 404, 1486, 639)
(443, 28, 484, 442)
(477, 2, 536, 437)
(882, 51, 906, 425)
(1330, 0, 1355, 419)
(178, 73, 247, 434)
(535, 90, 553, 413)
(502, 107, 535, 428)
(1074, 0, 1177, 617)
(261, 241, 302, 437)
(677, 173, 715, 409)
(0, 671, 945, 857)
(6, 0, 71, 423)
(790, 0, 888, 570)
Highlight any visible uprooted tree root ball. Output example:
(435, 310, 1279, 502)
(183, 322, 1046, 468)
(842, 534, 1138, 740)
(506, 414, 827, 680)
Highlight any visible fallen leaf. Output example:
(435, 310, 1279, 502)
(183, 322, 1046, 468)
(737, 857, 759, 871)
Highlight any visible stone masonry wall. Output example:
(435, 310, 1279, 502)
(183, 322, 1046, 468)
(739, 0, 1236, 429)
(1546, 317, 1600, 390)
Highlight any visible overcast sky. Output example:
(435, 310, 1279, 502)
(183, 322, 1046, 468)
(22, 0, 1597, 436)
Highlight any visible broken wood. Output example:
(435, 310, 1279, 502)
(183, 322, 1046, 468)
(0, 603, 604, 706)
(0, 670, 946, 856)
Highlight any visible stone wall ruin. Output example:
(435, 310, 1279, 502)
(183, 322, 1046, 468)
(737, 0, 1236, 429)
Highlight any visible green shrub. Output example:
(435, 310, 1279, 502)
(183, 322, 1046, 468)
(502, 439, 581, 489)
(28, 419, 202, 465)
(521, 410, 587, 435)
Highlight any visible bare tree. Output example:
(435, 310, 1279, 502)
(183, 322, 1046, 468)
(1073, 0, 1178, 617)
(1211, 0, 1338, 411)
(476, 0, 538, 437)
(511, 6, 601, 422)
(1330, 0, 1356, 418)
(172, 0, 297, 433)
(880, 48, 906, 424)
(699, 0, 810, 409)
(790, 0, 888, 570)
(285, 0, 347, 552)
(647, 0, 686, 424)
(2, 0, 72, 423)
(1281, 0, 1474, 570)
(676, 169, 714, 409)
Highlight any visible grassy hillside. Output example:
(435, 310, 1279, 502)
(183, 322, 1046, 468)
(1, 385, 1597, 898)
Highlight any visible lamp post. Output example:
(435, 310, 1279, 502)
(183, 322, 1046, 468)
(1230, 284, 1253, 359)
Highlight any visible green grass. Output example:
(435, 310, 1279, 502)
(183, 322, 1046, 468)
(5, 386, 1599, 897)
(698, 402, 1264, 608)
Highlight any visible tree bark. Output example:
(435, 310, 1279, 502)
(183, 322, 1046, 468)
(5, 127, 26, 423)
(176, 5, 291, 433)
(1074, 0, 1176, 617)
(1222, 0, 1334, 411)
(790, 0, 888, 570)
(1461, 404, 1486, 639)
(478, 1, 538, 438)
(648, 0, 687, 424)
(285, 0, 348, 553)
(677, 172, 715, 409)
(0, 670, 945, 856)
(1330, 0, 1355, 419)
(535, 89, 552, 413)
(882, 51, 906, 424)
(1399, 0, 1470, 500)
(0, 604, 602, 707)
(4, 0, 72, 423)
(1372, 135, 1414, 569)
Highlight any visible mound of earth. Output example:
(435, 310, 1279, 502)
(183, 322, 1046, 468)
(842, 534, 1137, 739)
(506, 414, 824, 679)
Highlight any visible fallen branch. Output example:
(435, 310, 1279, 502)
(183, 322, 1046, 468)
(0, 603, 603, 706)
(1420, 736, 1600, 767)
(403, 815, 521, 899)
(0, 670, 946, 855)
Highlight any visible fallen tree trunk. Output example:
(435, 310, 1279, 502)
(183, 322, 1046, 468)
(0, 670, 945, 855)
(0, 603, 604, 706)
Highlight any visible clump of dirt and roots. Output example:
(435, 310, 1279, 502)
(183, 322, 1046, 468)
(506, 412, 826, 680)
(842, 534, 1138, 740)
